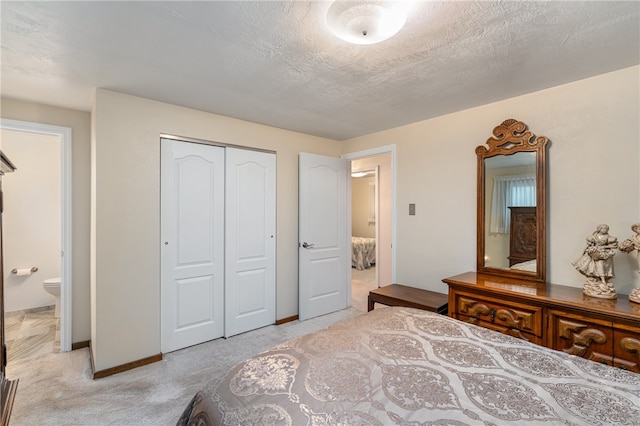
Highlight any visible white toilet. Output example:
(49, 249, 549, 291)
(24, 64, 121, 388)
(43, 277, 61, 318)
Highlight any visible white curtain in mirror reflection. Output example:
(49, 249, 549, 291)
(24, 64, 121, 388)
(490, 174, 535, 233)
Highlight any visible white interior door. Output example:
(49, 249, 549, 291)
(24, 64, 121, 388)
(299, 153, 349, 321)
(225, 148, 276, 337)
(161, 139, 225, 352)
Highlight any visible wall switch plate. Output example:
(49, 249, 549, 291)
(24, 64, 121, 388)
(409, 203, 416, 215)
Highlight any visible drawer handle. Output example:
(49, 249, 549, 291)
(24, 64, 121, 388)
(489, 308, 496, 322)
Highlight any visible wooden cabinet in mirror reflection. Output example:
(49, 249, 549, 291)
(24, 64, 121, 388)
(508, 206, 537, 267)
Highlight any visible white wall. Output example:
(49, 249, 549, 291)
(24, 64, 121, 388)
(343, 66, 640, 294)
(2, 130, 60, 312)
(91, 89, 341, 371)
(0, 99, 91, 344)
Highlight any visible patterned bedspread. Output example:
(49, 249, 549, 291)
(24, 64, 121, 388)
(179, 307, 640, 426)
(352, 236, 375, 270)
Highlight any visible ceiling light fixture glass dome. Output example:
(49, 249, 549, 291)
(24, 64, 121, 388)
(326, 1, 413, 45)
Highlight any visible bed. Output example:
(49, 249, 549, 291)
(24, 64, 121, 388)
(178, 307, 640, 425)
(509, 259, 537, 272)
(352, 236, 375, 270)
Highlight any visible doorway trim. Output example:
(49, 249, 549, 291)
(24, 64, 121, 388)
(342, 145, 397, 287)
(0, 118, 72, 352)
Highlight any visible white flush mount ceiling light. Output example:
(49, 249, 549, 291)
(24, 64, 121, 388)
(326, 1, 413, 45)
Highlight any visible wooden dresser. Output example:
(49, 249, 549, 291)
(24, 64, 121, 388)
(443, 272, 640, 373)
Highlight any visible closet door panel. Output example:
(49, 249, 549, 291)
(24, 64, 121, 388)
(225, 148, 276, 337)
(161, 139, 225, 352)
(236, 269, 267, 314)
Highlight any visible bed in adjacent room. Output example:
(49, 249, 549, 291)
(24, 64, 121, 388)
(352, 236, 375, 270)
(178, 307, 640, 425)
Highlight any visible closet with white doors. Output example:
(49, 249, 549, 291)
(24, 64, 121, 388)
(160, 138, 276, 353)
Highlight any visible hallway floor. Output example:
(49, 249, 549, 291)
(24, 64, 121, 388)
(4, 306, 59, 363)
(351, 266, 378, 312)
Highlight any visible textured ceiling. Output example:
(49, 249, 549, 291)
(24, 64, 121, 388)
(1, 1, 639, 140)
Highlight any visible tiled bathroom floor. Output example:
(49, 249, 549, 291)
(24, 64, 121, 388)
(4, 306, 59, 363)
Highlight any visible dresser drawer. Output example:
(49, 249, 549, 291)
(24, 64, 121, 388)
(452, 290, 544, 338)
(547, 309, 613, 365)
(613, 324, 640, 373)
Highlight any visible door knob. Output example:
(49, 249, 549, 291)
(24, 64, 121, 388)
(302, 242, 315, 249)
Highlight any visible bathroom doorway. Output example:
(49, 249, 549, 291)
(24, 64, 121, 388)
(0, 119, 72, 360)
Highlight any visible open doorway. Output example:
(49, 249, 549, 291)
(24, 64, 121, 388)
(0, 119, 72, 361)
(348, 151, 393, 312)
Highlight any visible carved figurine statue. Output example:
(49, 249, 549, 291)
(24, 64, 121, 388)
(572, 224, 618, 299)
(619, 223, 640, 304)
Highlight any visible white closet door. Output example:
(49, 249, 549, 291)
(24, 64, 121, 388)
(225, 148, 276, 337)
(160, 139, 225, 353)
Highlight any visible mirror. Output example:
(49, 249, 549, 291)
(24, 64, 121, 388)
(476, 119, 548, 282)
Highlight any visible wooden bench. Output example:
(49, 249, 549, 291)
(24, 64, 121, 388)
(368, 284, 448, 314)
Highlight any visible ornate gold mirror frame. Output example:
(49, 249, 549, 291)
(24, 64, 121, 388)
(476, 119, 549, 282)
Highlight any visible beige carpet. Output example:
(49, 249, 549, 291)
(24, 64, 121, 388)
(6, 308, 361, 425)
(351, 266, 378, 312)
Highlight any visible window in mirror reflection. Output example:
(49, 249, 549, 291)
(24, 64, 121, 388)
(489, 174, 535, 233)
(484, 152, 536, 269)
